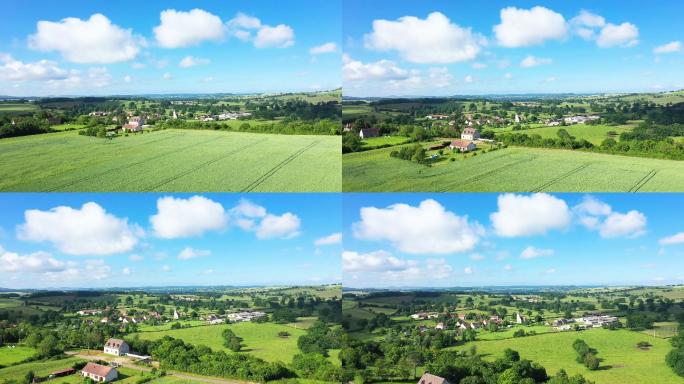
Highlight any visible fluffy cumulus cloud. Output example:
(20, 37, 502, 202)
(154, 9, 225, 48)
(29, 14, 142, 63)
(574, 196, 646, 238)
(520, 246, 555, 259)
(0, 246, 65, 273)
(177, 247, 212, 260)
(494, 6, 568, 47)
(353, 199, 483, 254)
(660, 232, 684, 246)
(491, 193, 571, 237)
(229, 199, 300, 239)
(654, 41, 682, 54)
(179, 56, 210, 68)
(150, 196, 228, 238)
(227, 13, 295, 48)
(520, 55, 553, 68)
(364, 12, 484, 64)
(571, 10, 606, 40)
(596, 22, 639, 48)
(315, 233, 342, 246)
(342, 54, 409, 82)
(0, 54, 68, 82)
(309, 42, 338, 55)
(18, 202, 138, 255)
(342, 250, 413, 273)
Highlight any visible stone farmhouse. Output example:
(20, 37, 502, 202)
(81, 362, 118, 383)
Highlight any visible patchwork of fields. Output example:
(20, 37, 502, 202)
(0, 129, 341, 192)
(455, 328, 682, 384)
(343, 146, 684, 192)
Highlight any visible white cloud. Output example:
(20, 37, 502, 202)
(254, 24, 295, 48)
(342, 250, 413, 273)
(163, 72, 172, 80)
(654, 41, 682, 54)
(178, 247, 211, 260)
(343, 54, 409, 82)
(122, 267, 131, 275)
(0, 54, 68, 82)
(128, 254, 143, 262)
(179, 56, 210, 68)
(472, 62, 487, 69)
(572, 10, 606, 28)
(150, 196, 228, 239)
(83, 259, 110, 280)
(309, 42, 338, 55)
(364, 12, 484, 63)
(131, 62, 146, 69)
(161, 265, 172, 272)
(464, 75, 474, 83)
(464, 266, 473, 274)
(18, 202, 138, 255)
(574, 196, 646, 238)
(154, 9, 224, 48)
(505, 72, 513, 79)
(491, 193, 571, 237)
(315, 233, 342, 246)
(228, 12, 262, 30)
(660, 232, 684, 246)
(428, 67, 454, 88)
(469, 253, 485, 261)
(494, 6, 568, 47)
(545, 76, 557, 83)
(520, 55, 553, 68)
(0, 246, 65, 273)
(596, 23, 639, 48)
(520, 246, 555, 259)
(504, 264, 513, 271)
(546, 268, 556, 274)
(29, 14, 141, 63)
(123, 75, 132, 83)
(255, 213, 301, 239)
(231, 199, 267, 219)
(353, 199, 483, 254)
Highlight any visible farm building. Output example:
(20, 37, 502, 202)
(417, 373, 451, 384)
(122, 116, 145, 132)
(449, 140, 476, 152)
(103, 338, 129, 356)
(461, 127, 480, 141)
(50, 368, 75, 378)
(515, 312, 526, 324)
(81, 363, 118, 383)
(227, 311, 267, 322)
(77, 309, 102, 315)
(359, 127, 380, 139)
(426, 114, 449, 120)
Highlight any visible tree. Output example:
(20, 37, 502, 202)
(503, 348, 520, 362)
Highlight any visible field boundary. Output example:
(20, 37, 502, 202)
(531, 162, 592, 192)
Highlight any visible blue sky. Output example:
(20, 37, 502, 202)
(0, 193, 341, 288)
(0, 0, 341, 96)
(343, 193, 684, 288)
(343, 0, 684, 96)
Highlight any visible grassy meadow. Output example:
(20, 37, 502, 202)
(0, 129, 341, 192)
(0, 346, 36, 366)
(343, 145, 684, 192)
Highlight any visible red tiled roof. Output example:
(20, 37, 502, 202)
(82, 363, 113, 377)
(450, 140, 473, 148)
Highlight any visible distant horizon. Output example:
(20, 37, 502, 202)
(0, 282, 341, 291)
(0, 88, 341, 99)
(341, 88, 684, 99)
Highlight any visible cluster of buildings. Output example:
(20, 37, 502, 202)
(411, 311, 524, 332)
(121, 116, 145, 132)
(197, 112, 252, 121)
(546, 115, 600, 126)
(449, 127, 481, 152)
(552, 313, 619, 330)
(227, 310, 267, 322)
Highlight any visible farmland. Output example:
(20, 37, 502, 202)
(0, 129, 341, 192)
(0, 346, 36, 366)
(134, 322, 306, 363)
(343, 145, 684, 192)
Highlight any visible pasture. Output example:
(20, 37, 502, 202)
(0, 357, 84, 381)
(343, 146, 684, 192)
(505, 123, 634, 145)
(0, 103, 38, 112)
(456, 328, 682, 384)
(0, 129, 341, 192)
(0, 346, 36, 366)
(134, 322, 306, 363)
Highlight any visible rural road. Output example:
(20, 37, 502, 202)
(66, 351, 255, 384)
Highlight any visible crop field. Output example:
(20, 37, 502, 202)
(0, 129, 341, 192)
(0, 103, 38, 112)
(134, 322, 306, 363)
(0, 346, 36, 366)
(505, 123, 635, 145)
(455, 328, 682, 384)
(343, 146, 684, 192)
(362, 136, 410, 149)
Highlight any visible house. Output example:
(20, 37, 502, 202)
(81, 363, 118, 383)
(435, 322, 445, 330)
(173, 309, 180, 319)
(461, 127, 480, 141)
(122, 116, 144, 132)
(77, 309, 102, 316)
(359, 127, 380, 139)
(103, 338, 129, 356)
(449, 140, 476, 152)
(417, 372, 451, 384)
(343, 123, 353, 132)
(515, 313, 526, 324)
(426, 114, 449, 120)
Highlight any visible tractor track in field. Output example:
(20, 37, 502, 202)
(40, 136, 220, 192)
(531, 162, 592, 192)
(240, 140, 320, 192)
(436, 155, 537, 192)
(629, 169, 658, 192)
(144, 139, 267, 191)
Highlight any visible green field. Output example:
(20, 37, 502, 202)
(0, 129, 341, 192)
(134, 322, 306, 363)
(0, 346, 36, 366)
(0, 103, 38, 112)
(506, 124, 634, 145)
(362, 135, 410, 149)
(455, 328, 682, 384)
(0, 357, 84, 381)
(343, 146, 684, 191)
